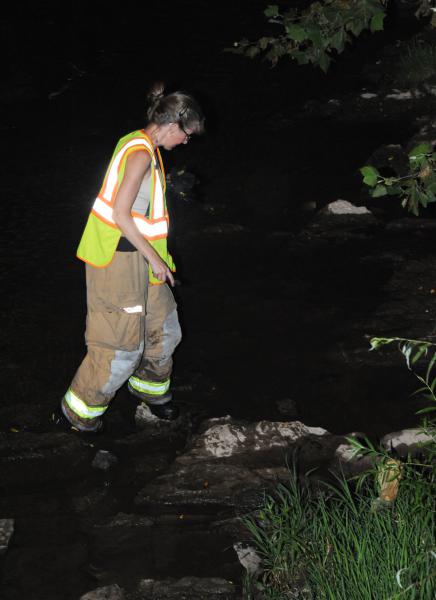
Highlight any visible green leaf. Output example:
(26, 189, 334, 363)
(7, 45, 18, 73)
(416, 186, 432, 210)
(360, 165, 380, 187)
(285, 24, 307, 42)
(409, 143, 432, 159)
(421, 192, 429, 208)
(370, 11, 385, 33)
(369, 337, 396, 351)
(305, 25, 322, 47)
(371, 184, 387, 197)
(318, 52, 331, 73)
(411, 345, 428, 364)
(264, 5, 279, 18)
(426, 190, 436, 203)
(346, 17, 365, 38)
(416, 405, 436, 415)
(330, 30, 346, 52)
(425, 352, 436, 382)
(411, 386, 429, 397)
(386, 185, 402, 196)
(406, 183, 420, 215)
(291, 50, 310, 65)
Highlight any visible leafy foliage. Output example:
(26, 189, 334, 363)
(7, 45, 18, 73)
(360, 143, 436, 215)
(230, 0, 388, 72)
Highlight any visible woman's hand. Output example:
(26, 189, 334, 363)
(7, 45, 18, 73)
(149, 254, 175, 286)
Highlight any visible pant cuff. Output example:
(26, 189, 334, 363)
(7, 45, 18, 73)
(61, 399, 103, 432)
(127, 381, 172, 405)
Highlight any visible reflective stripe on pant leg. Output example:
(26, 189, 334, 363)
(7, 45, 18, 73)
(127, 380, 171, 405)
(129, 375, 170, 395)
(64, 387, 108, 419)
(61, 397, 103, 432)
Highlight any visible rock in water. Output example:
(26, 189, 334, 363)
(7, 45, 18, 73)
(79, 584, 125, 599)
(381, 428, 435, 454)
(135, 417, 331, 512)
(135, 403, 160, 426)
(233, 542, 262, 577)
(323, 200, 371, 215)
(191, 417, 328, 459)
(91, 450, 118, 471)
(299, 198, 376, 241)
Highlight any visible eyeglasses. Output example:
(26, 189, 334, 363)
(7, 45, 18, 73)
(179, 123, 191, 142)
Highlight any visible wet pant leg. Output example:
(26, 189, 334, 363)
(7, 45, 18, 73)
(63, 252, 147, 430)
(128, 283, 182, 406)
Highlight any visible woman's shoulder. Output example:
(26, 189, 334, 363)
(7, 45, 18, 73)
(114, 130, 154, 159)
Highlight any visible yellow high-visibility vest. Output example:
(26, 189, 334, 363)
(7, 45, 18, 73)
(76, 129, 175, 285)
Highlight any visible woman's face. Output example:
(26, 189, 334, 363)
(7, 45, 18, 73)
(161, 123, 193, 150)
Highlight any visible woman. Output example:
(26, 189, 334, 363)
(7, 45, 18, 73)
(58, 83, 205, 432)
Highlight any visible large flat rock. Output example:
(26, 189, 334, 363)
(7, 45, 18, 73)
(135, 417, 352, 513)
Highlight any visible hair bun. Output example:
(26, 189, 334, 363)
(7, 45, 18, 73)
(148, 81, 165, 103)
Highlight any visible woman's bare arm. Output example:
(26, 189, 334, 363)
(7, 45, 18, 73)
(112, 151, 174, 285)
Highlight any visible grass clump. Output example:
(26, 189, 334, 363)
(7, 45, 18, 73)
(245, 467, 435, 599)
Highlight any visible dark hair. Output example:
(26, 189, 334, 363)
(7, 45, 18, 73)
(147, 81, 205, 135)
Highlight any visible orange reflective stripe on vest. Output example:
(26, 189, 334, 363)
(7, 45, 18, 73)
(92, 197, 169, 239)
